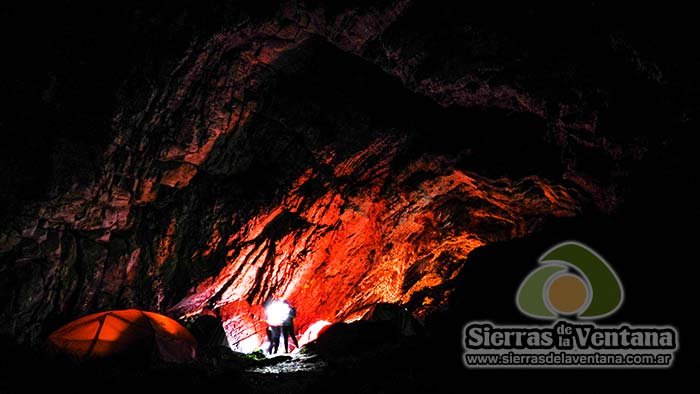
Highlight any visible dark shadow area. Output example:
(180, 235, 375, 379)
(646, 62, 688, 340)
(1, 0, 696, 391)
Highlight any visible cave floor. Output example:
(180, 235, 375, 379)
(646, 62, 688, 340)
(246, 351, 327, 374)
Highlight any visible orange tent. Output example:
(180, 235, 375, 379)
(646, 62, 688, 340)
(48, 309, 197, 363)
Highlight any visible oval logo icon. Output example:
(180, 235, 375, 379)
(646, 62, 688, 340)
(516, 241, 623, 320)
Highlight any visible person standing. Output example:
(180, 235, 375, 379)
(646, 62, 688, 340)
(266, 325, 282, 355)
(265, 299, 285, 355)
(281, 301, 299, 353)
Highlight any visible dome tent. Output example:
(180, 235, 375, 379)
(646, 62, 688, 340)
(48, 309, 197, 363)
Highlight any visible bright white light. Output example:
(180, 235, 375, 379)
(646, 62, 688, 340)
(237, 334, 263, 353)
(265, 300, 291, 326)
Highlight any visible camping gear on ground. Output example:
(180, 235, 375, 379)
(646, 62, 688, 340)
(47, 309, 197, 363)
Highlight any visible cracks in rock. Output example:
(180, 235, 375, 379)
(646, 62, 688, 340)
(0, 1, 664, 345)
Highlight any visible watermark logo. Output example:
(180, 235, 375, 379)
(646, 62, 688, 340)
(463, 241, 679, 369)
(516, 241, 622, 320)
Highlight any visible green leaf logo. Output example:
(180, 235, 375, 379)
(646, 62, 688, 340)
(516, 241, 623, 320)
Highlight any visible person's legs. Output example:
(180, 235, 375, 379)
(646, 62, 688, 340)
(289, 323, 299, 347)
(270, 326, 281, 354)
(267, 327, 273, 354)
(282, 326, 290, 353)
(282, 324, 298, 351)
(276, 326, 282, 353)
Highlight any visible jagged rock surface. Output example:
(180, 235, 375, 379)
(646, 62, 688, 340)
(1, 1, 669, 347)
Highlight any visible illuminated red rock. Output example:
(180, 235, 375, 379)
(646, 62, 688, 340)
(170, 136, 580, 350)
(0, 1, 652, 348)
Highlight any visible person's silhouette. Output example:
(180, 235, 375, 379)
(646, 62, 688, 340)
(266, 325, 281, 354)
(281, 301, 299, 352)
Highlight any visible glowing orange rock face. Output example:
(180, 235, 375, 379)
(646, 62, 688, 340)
(0, 2, 636, 348)
(172, 135, 580, 351)
(160, 163, 199, 188)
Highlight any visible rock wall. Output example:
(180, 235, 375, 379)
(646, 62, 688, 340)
(2, 1, 670, 347)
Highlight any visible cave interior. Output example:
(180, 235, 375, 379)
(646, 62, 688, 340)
(0, 0, 695, 391)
